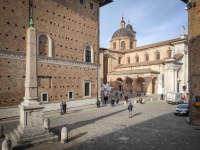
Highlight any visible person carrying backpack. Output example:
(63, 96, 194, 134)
(128, 103, 133, 118)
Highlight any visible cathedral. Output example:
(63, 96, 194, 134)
(100, 17, 188, 97)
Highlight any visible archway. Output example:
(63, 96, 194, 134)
(137, 77, 145, 92)
(125, 77, 133, 92)
(152, 77, 157, 94)
(116, 78, 123, 91)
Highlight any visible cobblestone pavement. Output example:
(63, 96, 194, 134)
(0, 94, 199, 150)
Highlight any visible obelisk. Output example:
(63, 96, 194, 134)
(10, 7, 58, 147)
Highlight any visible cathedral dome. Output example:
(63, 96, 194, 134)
(112, 28, 133, 39)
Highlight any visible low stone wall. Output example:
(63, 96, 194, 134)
(0, 98, 97, 119)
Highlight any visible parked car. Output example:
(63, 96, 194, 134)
(174, 104, 189, 116)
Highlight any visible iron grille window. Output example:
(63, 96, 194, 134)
(42, 93, 48, 101)
(118, 57, 121, 64)
(69, 92, 73, 99)
(168, 51, 172, 58)
(85, 83, 90, 96)
(128, 58, 130, 63)
(86, 50, 91, 62)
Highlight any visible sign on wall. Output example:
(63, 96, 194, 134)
(158, 74, 163, 94)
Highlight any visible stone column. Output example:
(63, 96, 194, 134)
(174, 69, 178, 92)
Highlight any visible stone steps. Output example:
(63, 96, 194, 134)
(11, 128, 58, 145)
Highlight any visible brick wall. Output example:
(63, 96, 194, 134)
(187, 0, 200, 125)
(0, 0, 100, 107)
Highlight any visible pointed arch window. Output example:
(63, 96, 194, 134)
(113, 42, 116, 49)
(121, 41, 126, 50)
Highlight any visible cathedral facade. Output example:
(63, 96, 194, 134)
(100, 18, 188, 96)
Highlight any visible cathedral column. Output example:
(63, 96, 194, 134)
(174, 68, 178, 92)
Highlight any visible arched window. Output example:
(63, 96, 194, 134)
(121, 41, 126, 49)
(168, 51, 172, 58)
(146, 55, 149, 61)
(156, 53, 160, 60)
(130, 42, 133, 49)
(113, 42, 116, 49)
(127, 57, 130, 63)
(118, 57, 121, 64)
(84, 45, 94, 63)
(37, 32, 53, 57)
(136, 56, 139, 62)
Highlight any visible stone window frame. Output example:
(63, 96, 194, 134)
(84, 44, 94, 63)
(113, 42, 116, 49)
(118, 57, 122, 64)
(167, 50, 172, 58)
(145, 54, 149, 61)
(127, 57, 130, 64)
(155, 52, 160, 60)
(68, 91, 73, 99)
(84, 80, 91, 97)
(136, 55, 139, 62)
(121, 41, 126, 50)
(41, 92, 49, 102)
(37, 32, 53, 57)
(130, 41, 133, 49)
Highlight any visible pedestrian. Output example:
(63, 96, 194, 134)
(60, 102, 64, 115)
(128, 103, 133, 118)
(130, 90, 132, 95)
(115, 92, 118, 98)
(63, 102, 67, 113)
(116, 98, 119, 105)
(96, 99, 101, 108)
(111, 96, 115, 106)
(104, 96, 108, 104)
(161, 93, 163, 100)
(124, 96, 127, 105)
(144, 91, 145, 96)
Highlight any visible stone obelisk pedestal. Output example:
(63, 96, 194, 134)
(10, 27, 58, 148)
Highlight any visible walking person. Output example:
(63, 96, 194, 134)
(104, 96, 108, 104)
(60, 102, 64, 115)
(63, 102, 67, 113)
(128, 103, 133, 118)
(124, 96, 127, 105)
(116, 98, 119, 105)
(111, 96, 115, 106)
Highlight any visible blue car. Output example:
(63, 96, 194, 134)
(174, 104, 189, 115)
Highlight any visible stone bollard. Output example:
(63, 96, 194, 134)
(165, 97, 167, 100)
(151, 98, 153, 102)
(2, 138, 12, 150)
(61, 127, 68, 144)
(0, 125, 4, 138)
(134, 100, 136, 104)
(44, 118, 50, 130)
(158, 97, 160, 101)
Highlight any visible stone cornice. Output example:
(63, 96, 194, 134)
(0, 50, 98, 68)
(171, 40, 187, 46)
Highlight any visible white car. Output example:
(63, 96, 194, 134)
(174, 104, 189, 115)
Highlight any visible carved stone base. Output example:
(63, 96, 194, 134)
(10, 103, 58, 148)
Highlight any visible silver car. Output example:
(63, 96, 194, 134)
(174, 104, 189, 115)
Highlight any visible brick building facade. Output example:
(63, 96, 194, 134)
(0, 0, 112, 108)
(181, 0, 200, 125)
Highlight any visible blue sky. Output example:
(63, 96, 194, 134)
(100, 0, 188, 48)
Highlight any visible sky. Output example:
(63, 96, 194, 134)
(100, 0, 188, 48)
